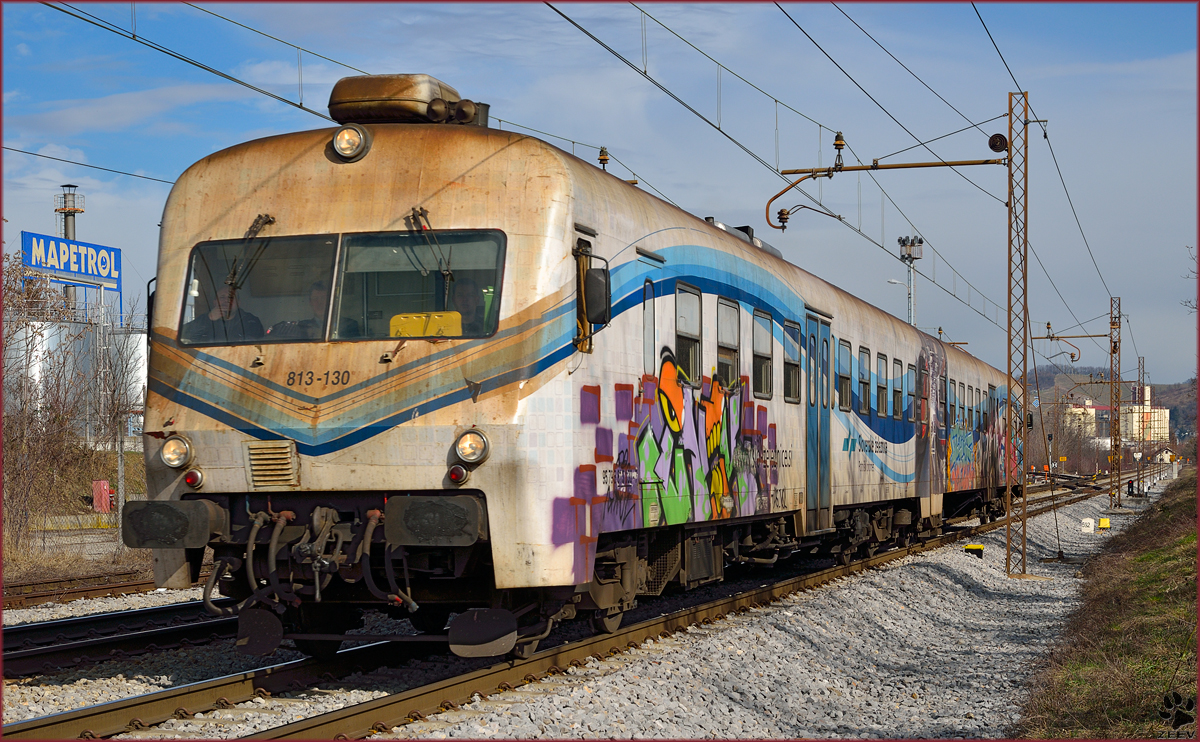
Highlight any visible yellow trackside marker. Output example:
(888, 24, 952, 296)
(1098, 518, 1111, 530)
(964, 544, 984, 559)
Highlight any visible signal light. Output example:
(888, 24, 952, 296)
(183, 468, 204, 489)
(447, 464, 469, 485)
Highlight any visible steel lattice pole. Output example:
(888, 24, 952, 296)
(1109, 297, 1121, 508)
(1005, 92, 1030, 577)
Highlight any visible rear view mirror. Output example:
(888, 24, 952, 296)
(584, 267, 611, 326)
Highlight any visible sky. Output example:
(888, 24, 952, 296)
(3, 2, 1196, 384)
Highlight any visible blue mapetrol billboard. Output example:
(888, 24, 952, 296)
(21, 230, 122, 291)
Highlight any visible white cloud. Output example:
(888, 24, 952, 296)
(8, 83, 256, 136)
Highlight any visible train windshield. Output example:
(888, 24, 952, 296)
(177, 229, 505, 345)
(335, 229, 505, 340)
(178, 235, 338, 346)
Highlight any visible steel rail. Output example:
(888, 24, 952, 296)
(247, 475, 1139, 740)
(0, 638, 450, 740)
(3, 600, 238, 678)
(2, 470, 1148, 740)
(4, 572, 212, 609)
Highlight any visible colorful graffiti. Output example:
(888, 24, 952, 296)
(553, 348, 782, 579)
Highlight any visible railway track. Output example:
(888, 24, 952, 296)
(4, 571, 212, 610)
(2, 599, 238, 678)
(3, 470, 1148, 741)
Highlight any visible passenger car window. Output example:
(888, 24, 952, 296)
(752, 311, 772, 398)
(717, 299, 739, 389)
(784, 322, 801, 404)
(675, 285, 702, 383)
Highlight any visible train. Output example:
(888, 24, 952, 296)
(123, 73, 1018, 659)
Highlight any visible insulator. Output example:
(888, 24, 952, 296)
(777, 208, 789, 231)
(598, 146, 610, 170)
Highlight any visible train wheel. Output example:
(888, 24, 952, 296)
(589, 610, 623, 634)
(836, 549, 853, 566)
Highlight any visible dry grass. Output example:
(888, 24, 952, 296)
(2, 543, 153, 585)
(1017, 470, 1198, 739)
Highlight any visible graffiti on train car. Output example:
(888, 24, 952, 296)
(947, 427, 977, 490)
(555, 347, 791, 576)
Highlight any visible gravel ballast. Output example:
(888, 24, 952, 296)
(383, 487, 1166, 739)
(3, 479, 1171, 738)
(3, 587, 206, 626)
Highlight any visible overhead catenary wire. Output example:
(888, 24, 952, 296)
(972, 3, 1114, 300)
(3, 146, 175, 184)
(44, 1, 676, 209)
(828, 0, 1110, 361)
(552, 1, 1021, 342)
(43, 2, 335, 121)
(774, 3, 1004, 206)
(570, 6, 1089, 376)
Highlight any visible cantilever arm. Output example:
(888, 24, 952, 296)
(765, 157, 1005, 231)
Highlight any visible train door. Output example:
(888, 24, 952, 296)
(806, 313, 833, 531)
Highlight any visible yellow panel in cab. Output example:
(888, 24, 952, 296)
(390, 312, 463, 337)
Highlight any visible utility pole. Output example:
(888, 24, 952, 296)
(1109, 297, 1122, 508)
(897, 236, 922, 325)
(1137, 356, 1145, 496)
(1005, 91, 1031, 578)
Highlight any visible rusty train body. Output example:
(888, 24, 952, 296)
(124, 74, 1019, 658)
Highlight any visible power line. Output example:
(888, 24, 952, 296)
(43, 2, 335, 121)
(830, 1, 1108, 359)
(876, 114, 1006, 161)
(774, 3, 1004, 206)
(181, 3, 369, 75)
(550, 1, 1016, 339)
(972, 3, 1114, 299)
(631, 3, 832, 133)
(832, 3, 990, 138)
(3, 146, 175, 184)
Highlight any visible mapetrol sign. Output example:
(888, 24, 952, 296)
(21, 230, 122, 291)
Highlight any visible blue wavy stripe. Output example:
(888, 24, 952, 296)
(833, 407, 916, 483)
(152, 340, 578, 456)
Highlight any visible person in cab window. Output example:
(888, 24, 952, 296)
(452, 277, 487, 335)
(183, 284, 263, 343)
(268, 281, 360, 340)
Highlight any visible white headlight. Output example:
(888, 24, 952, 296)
(332, 124, 370, 161)
(161, 436, 191, 468)
(455, 430, 489, 464)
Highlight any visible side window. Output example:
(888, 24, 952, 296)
(907, 364, 917, 422)
(986, 385, 996, 429)
(808, 332, 817, 407)
(975, 388, 982, 430)
(858, 347, 870, 415)
(966, 384, 973, 429)
(940, 375, 948, 431)
(821, 337, 830, 410)
(837, 340, 852, 411)
(716, 298, 739, 389)
(877, 354, 888, 419)
(892, 359, 903, 420)
(949, 378, 957, 427)
(753, 311, 772, 398)
(959, 382, 966, 428)
(675, 284, 701, 383)
(784, 322, 801, 404)
(643, 280, 655, 376)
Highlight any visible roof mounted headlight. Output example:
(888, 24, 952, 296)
(332, 123, 371, 162)
(454, 429, 489, 464)
(161, 435, 193, 469)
